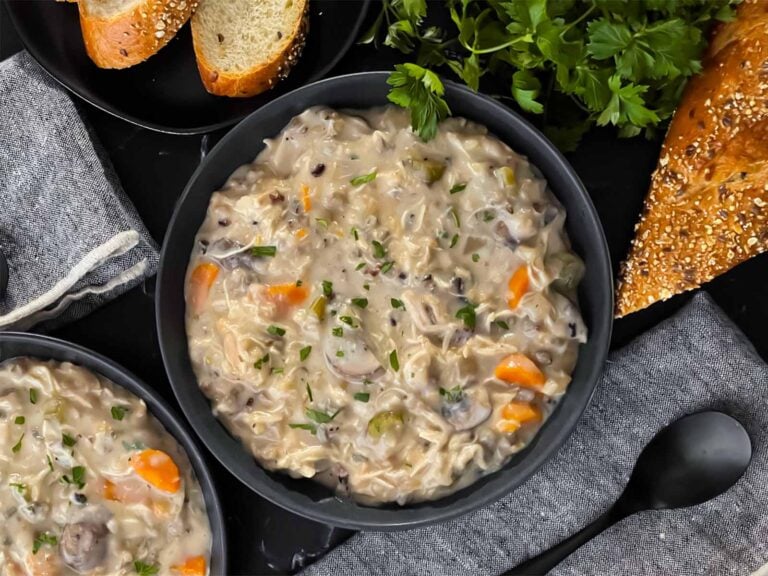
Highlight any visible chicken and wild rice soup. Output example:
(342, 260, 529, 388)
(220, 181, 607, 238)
(185, 106, 586, 504)
(0, 359, 211, 576)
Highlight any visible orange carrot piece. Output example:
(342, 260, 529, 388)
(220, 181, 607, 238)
(131, 449, 181, 493)
(172, 556, 207, 576)
(264, 283, 309, 306)
(188, 263, 219, 314)
(494, 353, 546, 389)
(301, 184, 312, 212)
(507, 266, 529, 309)
(501, 401, 542, 424)
(294, 228, 309, 240)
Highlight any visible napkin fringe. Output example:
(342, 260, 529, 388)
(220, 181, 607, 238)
(0, 230, 140, 329)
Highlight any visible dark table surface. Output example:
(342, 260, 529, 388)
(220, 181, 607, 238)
(3, 3, 767, 574)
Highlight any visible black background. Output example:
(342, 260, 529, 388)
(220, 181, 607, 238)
(2, 3, 767, 574)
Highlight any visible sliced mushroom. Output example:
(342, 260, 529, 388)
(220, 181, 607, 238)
(324, 331, 384, 383)
(60, 521, 109, 573)
(440, 385, 492, 431)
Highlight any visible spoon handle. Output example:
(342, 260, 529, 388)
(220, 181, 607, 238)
(503, 505, 629, 575)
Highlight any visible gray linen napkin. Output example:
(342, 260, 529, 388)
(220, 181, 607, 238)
(0, 51, 158, 331)
(303, 292, 768, 576)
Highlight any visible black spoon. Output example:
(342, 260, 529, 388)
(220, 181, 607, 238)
(0, 248, 7, 300)
(506, 411, 751, 575)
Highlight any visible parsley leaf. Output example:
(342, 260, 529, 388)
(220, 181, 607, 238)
(439, 386, 464, 403)
(254, 353, 270, 370)
(351, 298, 369, 309)
(455, 302, 477, 330)
(111, 406, 128, 421)
(33, 532, 57, 555)
(14, 416, 24, 425)
(300, 346, 312, 362)
(371, 240, 387, 259)
(133, 561, 159, 576)
(267, 325, 286, 337)
(449, 183, 467, 194)
(390, 298, 405, 310)
(389, 349, 400, 371)
(62, 466, 86, 490)
(289, 423, 317, 434)
(250, 245, 277, 258)
(62, 433, 77, 448)
(305, 408, 341, 424)
(350, 171, 377, 186)
(387, 63, 450, 141)
(354, 392, 370, 402)
(12, 433, 24, 454)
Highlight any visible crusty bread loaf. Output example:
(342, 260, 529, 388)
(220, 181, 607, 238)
(615, 0, 768, 317)
(78, 0, 198, 69)
(191, 0, 308, 98)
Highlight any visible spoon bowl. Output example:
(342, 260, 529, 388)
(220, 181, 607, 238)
(507, 411, 752, 575)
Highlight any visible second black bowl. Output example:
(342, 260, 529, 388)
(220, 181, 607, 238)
(157, 72, 613, 530)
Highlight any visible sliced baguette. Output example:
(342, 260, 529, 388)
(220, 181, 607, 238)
(615, 0, 768, 317)
(191, 0, 309, 98)
(78, 0, 198, 69)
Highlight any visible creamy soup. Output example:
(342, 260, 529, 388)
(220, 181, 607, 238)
(185, 106, 587, 504)
(0, 359, 211, 576)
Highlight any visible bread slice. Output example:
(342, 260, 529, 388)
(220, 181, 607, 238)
(615, 0, 768, 317)
(191, 0, 309, 98)
(78, 0, 198, 69)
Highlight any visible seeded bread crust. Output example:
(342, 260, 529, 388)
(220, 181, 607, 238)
(79, 0, 198, 69)
(615, 0, 768, 317)
(191, 3, 308, 98)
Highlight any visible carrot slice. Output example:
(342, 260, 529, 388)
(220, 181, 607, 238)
(188, 263, 219, 314)
(507, 266, 529, 309)
(131, 449, 181, 493)
(294, 228, 309, 240)
(264, 283, 309, 306)
(498, 401, 542, 433)
(172, 556, 207, 576)
(301, 184, 312, 212)
(494, 354, 546, 389)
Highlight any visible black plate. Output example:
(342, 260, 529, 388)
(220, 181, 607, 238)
(0, 332, 227, 574)
(156, 72, 614, 530)
(4, 0, 370, 134)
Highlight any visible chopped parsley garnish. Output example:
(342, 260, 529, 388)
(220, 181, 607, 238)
(62, 466, 86, 489)
(439, 386, 464, 403)
(322, 280, 333, 298)
(492, 319, 510, 330)
(315, 217, 329, 228)
(300, 346, 312, 362)
(267, 325, 286, 337)
(354, 392, 370, 402)
(305, 407, 341, 424)
(355, 262, 366, 271)
(363, 283, 371, 291)
(254, 353, 270, 370)
(351, 298, 369, 309)
(390, 298, 405, 310)
(62, 433, 77, 448)
(450, 233, 459, 248)
(339, 316, 357, 327)
(350, 171, 377, 186)
(389, 350, 400, 371)
(371, 240, 386, 259)
(482, 210, 496, 222)
(332, 327, 344, 337)
(472, 253, 480, 262)
(12, 433, 24, 454)
(456, 303, 477, 330)
(449, 207, 460, 228)
(305, 382, 313, 402)
(14, 416, 24, 425)
(296, 280, 303, 287)
(336, 350, 345, 358)
(271, 367, 285, 375)
(351, 227, 359, 240)
(380, 261, 394, 274)
(33, 532, 58, 555)
(250, 245, 277, 258)
(289, 423, 317, 434)
(111, 406, 128, 421)
(133, 560, 159, 576)
(46, 454, 54, 471)
(29, 389, 37, 404)
(10, 482, 26, 494)
(450, 183, 467, 194)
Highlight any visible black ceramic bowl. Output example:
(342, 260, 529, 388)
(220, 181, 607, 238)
(0, 333, 227, 573)
(157, 72, 613, 530)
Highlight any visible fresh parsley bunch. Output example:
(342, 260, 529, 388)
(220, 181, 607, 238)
(363, 0, 738, 149)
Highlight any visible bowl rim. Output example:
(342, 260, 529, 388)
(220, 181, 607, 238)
(157, 70, 614, 529)
(0, 331, 228, 573)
